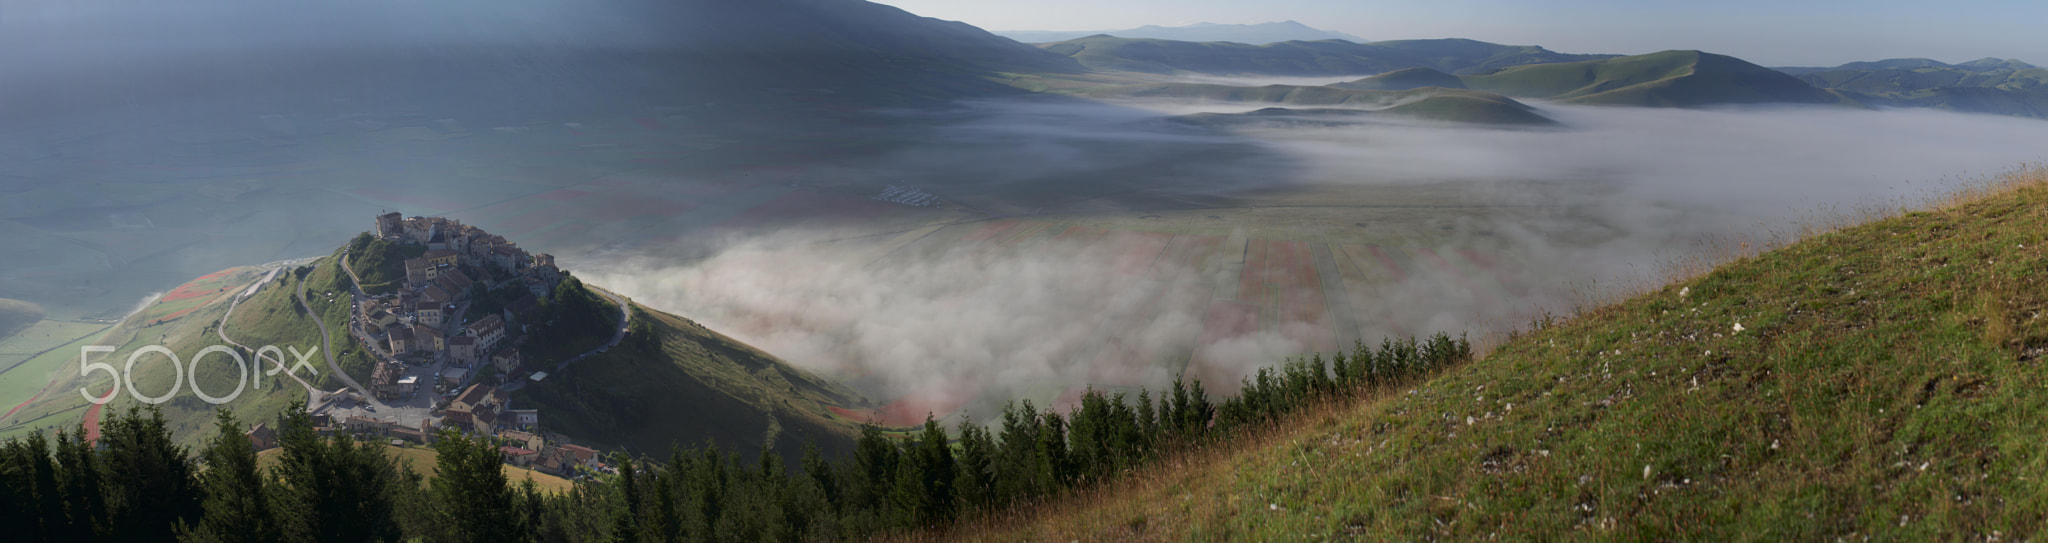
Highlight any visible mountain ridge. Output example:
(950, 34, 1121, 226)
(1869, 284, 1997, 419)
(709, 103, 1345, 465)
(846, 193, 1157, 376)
(1038, 35, 1615, 76)
(1336, 50, 1844, 108)
(997, 20, 1366, 45)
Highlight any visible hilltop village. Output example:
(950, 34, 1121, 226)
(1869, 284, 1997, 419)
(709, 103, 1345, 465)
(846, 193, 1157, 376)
(361, 211, 564, 403)
(255, 212, 627, 478)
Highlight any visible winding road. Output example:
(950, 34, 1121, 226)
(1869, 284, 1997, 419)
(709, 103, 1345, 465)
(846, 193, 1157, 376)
(296, 276, 379, 406)
(215, 264, 321, 404)
(552, 288, 632, 373)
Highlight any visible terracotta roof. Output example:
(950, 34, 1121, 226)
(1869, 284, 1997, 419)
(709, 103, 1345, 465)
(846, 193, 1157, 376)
(451, 384, 492, 407)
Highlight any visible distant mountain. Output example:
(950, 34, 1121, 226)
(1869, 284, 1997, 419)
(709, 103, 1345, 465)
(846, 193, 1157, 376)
(1776, 57, 2039, 76)
(1038, 36, 1614, 76)
(1772, 58, 2048, 118)
(1335, 50, 1843, 108)
(0, 0, 1083, 120)
(997, 21, 1366, 45)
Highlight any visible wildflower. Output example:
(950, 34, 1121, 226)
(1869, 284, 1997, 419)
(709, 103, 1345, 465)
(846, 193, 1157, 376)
(1733, 322, 1745, 332)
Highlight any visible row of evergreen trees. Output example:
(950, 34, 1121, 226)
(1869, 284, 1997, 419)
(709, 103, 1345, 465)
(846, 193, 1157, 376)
(0, 333, 1468, 542)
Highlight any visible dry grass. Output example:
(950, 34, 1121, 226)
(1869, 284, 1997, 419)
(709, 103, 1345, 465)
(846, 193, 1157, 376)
(934, 165, 2048, 540)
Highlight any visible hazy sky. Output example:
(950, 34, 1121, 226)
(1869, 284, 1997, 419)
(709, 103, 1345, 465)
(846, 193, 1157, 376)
(874, 0, 2048, 67)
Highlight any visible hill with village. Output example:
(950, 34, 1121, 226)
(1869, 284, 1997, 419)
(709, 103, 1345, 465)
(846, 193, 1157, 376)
(0, 212, 870, 477)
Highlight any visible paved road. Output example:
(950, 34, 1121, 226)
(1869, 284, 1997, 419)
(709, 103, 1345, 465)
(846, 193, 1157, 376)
(332, 249, 446, 426)
(297, 276, 380, 407)
(215, 265, 321, 405)
(553, 288, 632, 373)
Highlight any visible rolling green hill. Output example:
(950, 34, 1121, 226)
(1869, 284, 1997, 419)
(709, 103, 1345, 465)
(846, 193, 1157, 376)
(1336, 66, 1470, 90)
(1779, 59, 2048, 119)
(1167, 97, 1555, 127)
(1337, 50, 1845, 108)
(1079, 83, 1553, 125)
(979, 167, 2048, 539)
(513, 302, 868, 463)
(1038, 35, 1612, 76)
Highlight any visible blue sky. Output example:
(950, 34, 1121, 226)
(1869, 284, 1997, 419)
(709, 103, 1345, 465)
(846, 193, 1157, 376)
(873, 0, 2048, 67)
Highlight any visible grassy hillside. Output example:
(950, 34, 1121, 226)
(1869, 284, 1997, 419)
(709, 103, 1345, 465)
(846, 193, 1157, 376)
(1080, 83, 1553, 125)
(0, 265, 320, 448)
(1337, 50, 1844, 108)
(514, 302, 870, 465)
(344, 233, 427, 295)
(256, 444, 574, 494)
(1784, 61, 2048, 119)
(0, 298, 42, 342)
(1336, 66, 1469, 90)
(1039, 35, 1611, 76)
(973, 167, 2048, 540)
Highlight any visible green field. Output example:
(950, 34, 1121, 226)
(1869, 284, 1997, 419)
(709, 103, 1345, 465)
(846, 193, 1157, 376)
(0, 319, 110, 419)
(0, 263, 326, 449)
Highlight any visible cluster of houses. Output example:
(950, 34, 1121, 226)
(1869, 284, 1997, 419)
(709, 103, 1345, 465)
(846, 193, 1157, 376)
(362, 213, 563, 400)
(245, 212, 618, 478)
(247, 385, 607, 478)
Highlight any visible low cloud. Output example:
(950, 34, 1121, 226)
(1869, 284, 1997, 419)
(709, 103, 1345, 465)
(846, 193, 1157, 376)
(583, 99, 2048, 417)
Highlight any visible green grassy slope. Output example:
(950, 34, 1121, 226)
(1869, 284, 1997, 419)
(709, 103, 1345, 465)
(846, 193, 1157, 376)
(514, 303, 869, 465)
(1337, 50, 1844, 108)
(0, 298, 42, 341)
(344, 234, 426, 295)
(1367, 38, 1622, 75)
(1336, 66, 1469, 90)
(0, 265, 321, 448)
(1080, 83, 1552, 125)
(985, 168, 2048, 540)
(256, 444, 575, 494)
(1786, 63, 2048, 119)
(1039, 35, 1611, 76)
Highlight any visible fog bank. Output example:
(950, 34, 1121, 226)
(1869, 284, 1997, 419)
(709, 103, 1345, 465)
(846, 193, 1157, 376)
(584, 101, 2048, 417)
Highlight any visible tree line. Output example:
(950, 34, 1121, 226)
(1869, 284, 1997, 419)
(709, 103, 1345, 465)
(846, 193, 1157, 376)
(0, 332, 1469, 542)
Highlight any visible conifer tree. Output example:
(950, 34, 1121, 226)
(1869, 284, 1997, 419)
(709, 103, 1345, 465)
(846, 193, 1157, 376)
(179, 410, 280, 543)
(54, 425, 107, 543)
(952, 417, 996, 511)
(271, 404, 401, 543)
(608, 453, 640, 543)
(430, 430, 527, 543)
(98, 406, 200, 543)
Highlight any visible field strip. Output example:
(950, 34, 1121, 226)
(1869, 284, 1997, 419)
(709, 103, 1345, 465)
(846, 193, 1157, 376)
(1312, 243, 1362, 350)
